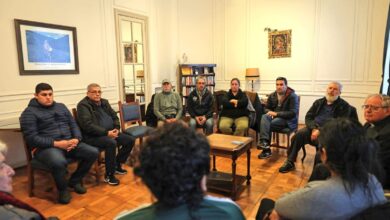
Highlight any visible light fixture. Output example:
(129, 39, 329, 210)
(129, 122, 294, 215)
(245, 68, 260, 92)
(136, 70, 144, 93)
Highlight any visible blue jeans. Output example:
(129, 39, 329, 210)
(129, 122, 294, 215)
(189, 117, 214, 135)
(259, 114, 289, 148)
(85, 133, 134, 175)
(35, 142, 99, 191)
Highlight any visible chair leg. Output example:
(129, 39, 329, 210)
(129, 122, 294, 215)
(28, 166, 33, 197)
(94, 160, 100, 185)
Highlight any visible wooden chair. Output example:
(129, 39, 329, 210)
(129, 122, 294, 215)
(270, 95, 301, 155)
(118, 101, 152, 166)
(21, 134, 76, 197)
(71, 108, 103, 184)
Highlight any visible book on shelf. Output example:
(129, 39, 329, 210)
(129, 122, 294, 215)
(181, 66, 192, 75)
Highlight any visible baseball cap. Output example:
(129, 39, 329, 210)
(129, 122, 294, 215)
(162, 79, 171, 84)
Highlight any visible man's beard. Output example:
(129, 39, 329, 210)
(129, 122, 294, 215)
(326, 94, 339, 103)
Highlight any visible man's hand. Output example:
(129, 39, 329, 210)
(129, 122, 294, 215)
(229, 99, 238, 107)
(266, 111, 278, 118)
(196, 116, 206, 125)
(311, 129, 320, 141)
(108, 129, 119, 139)
(54, 139, 78, 151)
(166, 118, 177, 123)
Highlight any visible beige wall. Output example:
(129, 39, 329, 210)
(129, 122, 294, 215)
(0, 0, 389, 166)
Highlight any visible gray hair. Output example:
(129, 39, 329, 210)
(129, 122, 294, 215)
(87, 83, 101, 91)
(0, 141, 7, 154)
(365, 94, 390, 108)
(196, 76, 206, 84)
(329, 81, 343, 92)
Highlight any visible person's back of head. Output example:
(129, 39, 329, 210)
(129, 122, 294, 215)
(319, 118, 383, 193)
(134, 122, 210, 209)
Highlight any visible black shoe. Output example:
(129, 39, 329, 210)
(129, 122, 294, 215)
(115, 165, 128, 175)
(257, 141, 270, 150)
(104, 174, 120, 185)
(258, 149, 272, 159)
(68, 183, 87, 194)
(279, 160, 295, 173)
(58, 190, 71, 204)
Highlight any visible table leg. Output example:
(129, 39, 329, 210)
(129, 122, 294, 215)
(212, 155, 217, 171)
(231, 158, 237, 200)
(246, 148, 251, 185)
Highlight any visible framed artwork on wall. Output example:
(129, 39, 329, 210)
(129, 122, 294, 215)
(14, 19, 79, 75)
(268, 30, 291, 59)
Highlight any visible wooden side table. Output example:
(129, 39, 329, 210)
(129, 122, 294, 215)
(206, 133, 253, 200)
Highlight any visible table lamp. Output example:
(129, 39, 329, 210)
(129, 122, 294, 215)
(245, 68, 260, 92)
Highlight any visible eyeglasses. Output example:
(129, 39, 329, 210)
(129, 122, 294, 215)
(88, 91, 102, 94)
(361, 105, 388, 111)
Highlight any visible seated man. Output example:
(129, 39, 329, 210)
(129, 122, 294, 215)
(363, 94, 390, 189)
(153, 79, 183, 127)
(115, 122, 245, 220)
(0, 141, 50, 219)
(278, 81, 354, 173)
(219, 78, 249, 136)
(77, 83, 135, 186)
(187, 76, 214, 135)
(20, 83, 99, 204)
(258, 77, 298, 159)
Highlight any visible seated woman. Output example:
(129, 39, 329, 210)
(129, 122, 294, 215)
(257, 118, 386, 220)
(219, 78, 249, 136)
(115, 122, 245, 220)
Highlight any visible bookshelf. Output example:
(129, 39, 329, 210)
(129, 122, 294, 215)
(179, 64, 216, 107)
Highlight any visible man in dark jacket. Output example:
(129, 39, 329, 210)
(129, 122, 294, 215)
(279, 81, 354, 173)
(363, 94, 390, 189)
(20, 83, 99, 204)
(187, 76, 214, 134)
(258, 77, 298, 159)
(77, 83, 135, 186)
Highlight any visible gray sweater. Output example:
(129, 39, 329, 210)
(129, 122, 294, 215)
(275, 175, 386, 220)
(153, 91, 182, 120)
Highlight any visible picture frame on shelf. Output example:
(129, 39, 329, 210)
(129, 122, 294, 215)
(268, 30, 291, 59)
(14, 19, 79, 75)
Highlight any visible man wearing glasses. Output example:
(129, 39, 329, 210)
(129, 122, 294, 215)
(20, 83, 99, 204)
(278, 81, 356, 173)
(187, 76, 214, 135)
(76, 83, 135, 186)
(363, 94, 390, 189)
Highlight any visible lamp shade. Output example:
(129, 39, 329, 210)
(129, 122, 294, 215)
(245, 68, 259, 79)
(136, 70, 144, 78)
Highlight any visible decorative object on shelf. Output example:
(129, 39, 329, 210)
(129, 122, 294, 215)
(136, 70, 144, 93)
(14, 19, 79, 75)
(245, 68, 260, 92)
(268, 29, 291, 59)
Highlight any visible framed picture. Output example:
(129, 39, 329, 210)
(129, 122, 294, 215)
(14, 19, 79, 75)
(124, 43, 138, 63)
(268, 30, 291, 59)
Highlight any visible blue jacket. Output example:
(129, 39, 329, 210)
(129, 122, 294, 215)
(20, 98, 82, 149)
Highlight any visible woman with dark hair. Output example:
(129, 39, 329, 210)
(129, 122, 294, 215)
(258, 118, 386, 220)
(115, 122, 244, 220)
(219, 78, 249, 136)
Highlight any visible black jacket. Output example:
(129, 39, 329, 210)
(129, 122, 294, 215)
(265, 87, 298, 130)
(365, 115, 390, 189)
(76, 97, 120, 139)
(187, 88, 214, 119)
(20, 98, 82, 149)
(220, 89, 249, 119)
(305, 97, 354, 130)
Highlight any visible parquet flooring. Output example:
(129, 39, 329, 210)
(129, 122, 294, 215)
(11, 134, 316, 220)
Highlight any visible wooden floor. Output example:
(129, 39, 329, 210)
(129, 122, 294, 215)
(12, 137, 316, 220)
